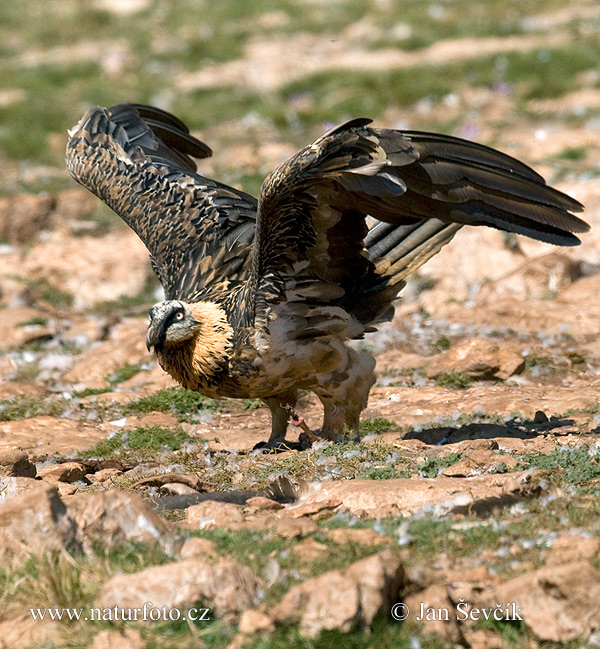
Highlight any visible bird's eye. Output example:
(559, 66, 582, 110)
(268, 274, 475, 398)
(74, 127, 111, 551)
(174, 310, 185, 321)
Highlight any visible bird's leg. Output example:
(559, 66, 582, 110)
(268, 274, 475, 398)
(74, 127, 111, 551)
(251, 391, 303, 451)
(263, 396, 293, 444)
(314, 347, 376, 442)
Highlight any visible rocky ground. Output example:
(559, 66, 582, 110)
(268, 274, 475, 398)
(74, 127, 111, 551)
(2, 1, 600, 648)
(2, 175, 600, 649)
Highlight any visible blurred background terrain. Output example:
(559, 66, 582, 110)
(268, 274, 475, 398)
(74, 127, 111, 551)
(2, 1, 600, 648)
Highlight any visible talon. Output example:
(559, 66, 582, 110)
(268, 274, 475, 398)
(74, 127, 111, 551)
(284, 404, 320, 446)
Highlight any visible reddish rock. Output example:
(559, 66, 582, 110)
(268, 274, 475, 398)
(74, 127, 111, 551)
(294, 538, 329, 562)
(67, 489, 177, 554)
(184, 500, 245, 529)
(275, 517, 319, 538)
(0, 476, 44, 503)
(493, 561, 600, 642)
(327, 527, 394, 546)
(403, 584, 462, 644)
(87, 468, 122, 485)
(426, 337, 524, 381)
(37, 461, 87, 483)
(238, 609, 275, 634)
(273, 550, 403, 636)
(178, 537, 217, 560)
(98, 557, 264, 621)
(0, 448, 35, 478)
(293, 472, 536, 518)
(0, 484, 79, 561)
(245, 496, 284, 511)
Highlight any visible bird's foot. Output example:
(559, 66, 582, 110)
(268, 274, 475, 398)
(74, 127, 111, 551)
(284, 405, 321, 447)
(252, 438, 305, 453)
(252, 406, 320, 452)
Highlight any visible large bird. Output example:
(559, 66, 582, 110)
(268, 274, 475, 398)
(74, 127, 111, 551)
(66, 103, 587, 446)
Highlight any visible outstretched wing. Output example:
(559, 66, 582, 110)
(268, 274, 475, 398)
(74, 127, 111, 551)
(66, 103, 257, 301)
(250, 119, 587, 333)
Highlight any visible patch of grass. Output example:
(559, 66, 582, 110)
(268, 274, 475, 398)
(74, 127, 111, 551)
(19, 277, 74, 310)
(418, 452, 462, 478)
(73, 387, 112, 398)
(242, 398, 264, 410)
(565, 351, 586, 365)
(15, 316, 48, 327)
(478, 617, 528, 646)
(556, 146, 587, 162)
(0, 393, 66, 421)
(81, 425, 196, 459)
(106, 363, 144, 386)
(358, 417, 400, 435)
(432, 335, 452, 351)
(435, 370, 473, 390)
(124, 387, 221, 419)
(356, 465, 411, 480)
(518, 446, 600, 486)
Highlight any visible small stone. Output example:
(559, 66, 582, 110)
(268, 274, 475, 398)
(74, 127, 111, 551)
(185, 501, 245, 529)
(238, 609, 275, 634)
(37, 461, 87, 483)
(275, 517, 319, 538)
(87, 468, 122, 484)
(160, 482, 199, 496)
(327, 528, 394, 546)
(0, 449, 36, 478)
(179, 537, 217, 560)
(294, 538, 328, 562)
(426, 337, 524, 381)
(245, 496, 284, 511)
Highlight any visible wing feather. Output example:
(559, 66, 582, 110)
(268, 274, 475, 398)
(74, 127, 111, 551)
(250, 120, 586, 333)
(66, 103, 257, 301)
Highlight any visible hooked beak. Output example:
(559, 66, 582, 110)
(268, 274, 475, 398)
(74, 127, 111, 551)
(146, 321, 164, 352)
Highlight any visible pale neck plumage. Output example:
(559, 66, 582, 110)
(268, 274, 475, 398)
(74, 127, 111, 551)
(155, 301, 233, 390)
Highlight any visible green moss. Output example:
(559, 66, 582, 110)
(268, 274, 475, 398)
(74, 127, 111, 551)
(106, 363, 144, 386)
(15, 316, 48, 327)
(0, 394, 66, 421)
(359, 417, 400, 435)
(81, 425, 195, 459)
(518, 446, 600, 486)
(435, 370, 473, 390)
(418, 452, 462, 478)
(432, 335, 452, 351)
(124, 386, 221, 418)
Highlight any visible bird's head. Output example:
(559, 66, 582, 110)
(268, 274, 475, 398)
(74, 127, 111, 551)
(146, 300, 201, 352)
(145, 299, 233, 389)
